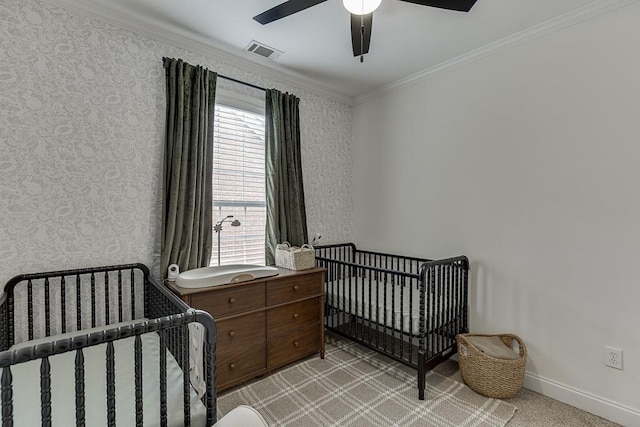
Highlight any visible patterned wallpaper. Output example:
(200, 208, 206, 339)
(0, 0, 353, 286)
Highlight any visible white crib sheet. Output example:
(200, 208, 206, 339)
(9, 325, 207, 427)
(326, 277, 458, 334)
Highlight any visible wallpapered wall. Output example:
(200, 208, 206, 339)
(0, 0, 353, 286)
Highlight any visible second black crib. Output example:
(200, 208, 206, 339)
(315, 243, 469, 400)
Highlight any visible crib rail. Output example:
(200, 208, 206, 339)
(0, 310, 216, 427)
(2, 264, 187, 347)
(315, 243, 431, 277)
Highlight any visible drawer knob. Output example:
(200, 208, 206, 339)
(229, 363, 236, 370)
(228, 298, 236, 304)
(292, 313, 299, 320)
(228, 331, 235, 337)
(293, 340, 300, 347)
(293, 285, 300, 291)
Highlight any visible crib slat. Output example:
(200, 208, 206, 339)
(462, 261, 469, 332)
(382, 270, 388, 353)
(421, 268, 429, 350)
(352, 266, 357, 340)
(455, 262, 464, 333)
(91, 273, 96, 328)
(2, 366, 13, 426)
(431, 266, 442, 354)
(75, 349, 86, 427)
(443, 265, 450, 347)
(182, 327, 191, 425)
(373, 268, 379, 349)
(134, 334, 143, 427)
(160, 329, 168, 427)
(45, 278, 51, 338)
(448, 263, 454, 342)
(76, 275, 82, 332)
(117, 270, 123, 323)
(205, 335, 216, 424)
(437, 265, 444, 352)
(454, 262, 460, 332)
(130, 269, 136, 320)
(441, 265, 447, 352)
(443, 265, 448, 351)
(106, 341, 116, 426)
(399, 274, 404, 359)
(7, 292, 15, 347)
(437, 265, 443, 354)
(61, 277, 67, 334)
(105, 272, 110, 325)
(458, 261, 465, 333)
(28, 280, 34, 341)
(41, 357, 52, 426)
(409, 275, 414, 364)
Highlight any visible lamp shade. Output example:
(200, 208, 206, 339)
(342, 0, 382, 15)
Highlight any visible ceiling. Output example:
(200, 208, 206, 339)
(48, 0, 619, 100)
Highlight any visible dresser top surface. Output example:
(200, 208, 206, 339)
(165, 266, 325, 296)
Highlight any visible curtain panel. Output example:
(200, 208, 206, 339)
(265, 89, 308, 265)
(160, 58, 217, 278)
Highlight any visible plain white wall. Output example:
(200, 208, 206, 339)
(353, 2, 639, 423)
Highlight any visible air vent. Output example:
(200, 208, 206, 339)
(244, 40, 282, 61)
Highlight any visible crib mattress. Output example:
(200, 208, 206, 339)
(8, 330, 207, 426)
(326, 278, 457, 334)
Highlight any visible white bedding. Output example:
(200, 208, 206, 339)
(326, 278, 458, 334)
(9, 322, 207, 427)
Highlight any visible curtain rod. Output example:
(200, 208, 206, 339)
(162, 58, 266, 92)
(218, 74, 266, 92)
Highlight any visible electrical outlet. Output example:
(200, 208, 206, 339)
(604, 346, 623, 370)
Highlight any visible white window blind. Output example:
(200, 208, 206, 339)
(212, 102, 266, 266)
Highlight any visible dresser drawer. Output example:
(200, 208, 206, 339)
(267, 324, 321, 370)
(267, 297, 320, 338)
(266, 272, 323, 306)
(217, 342, 267, 389)
(216, 311, 266, 350)
(191, 282, 265, 317)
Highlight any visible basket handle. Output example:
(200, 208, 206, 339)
(276, 242, 292, 251)
(457, 334, 470, 359)
(300, 244, 314, 251)
(460, 344, 468, 358)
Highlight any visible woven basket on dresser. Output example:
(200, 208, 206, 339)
(457, 333, 527, 399)
(275, 242, 315, 271)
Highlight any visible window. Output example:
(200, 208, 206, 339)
(212, 93, 266, 266)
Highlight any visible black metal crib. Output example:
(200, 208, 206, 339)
(315, 243, 469, 400)
(0, 263, 217, 426)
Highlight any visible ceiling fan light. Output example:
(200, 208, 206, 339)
(342, 0, 382, 15)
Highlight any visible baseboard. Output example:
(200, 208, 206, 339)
(524, 372, 640, 426)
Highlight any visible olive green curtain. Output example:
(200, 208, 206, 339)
(265, 89, 308, 265)
(160, 58, 217, 278)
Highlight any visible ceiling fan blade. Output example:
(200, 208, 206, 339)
(399, 0, 477, 12)
(253, 0, 328, 24)
(350, 13, 373, 57)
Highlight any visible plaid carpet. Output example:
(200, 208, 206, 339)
(217, 337, 517, 426)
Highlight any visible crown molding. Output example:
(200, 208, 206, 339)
(38, 0, 354, 105)
(354, 0, 638, 105)
(35, 0, 638, 107)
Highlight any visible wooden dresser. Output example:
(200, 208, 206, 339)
(166, 267, 325, 391)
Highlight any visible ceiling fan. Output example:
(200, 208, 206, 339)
(253, 0, 478, 62)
